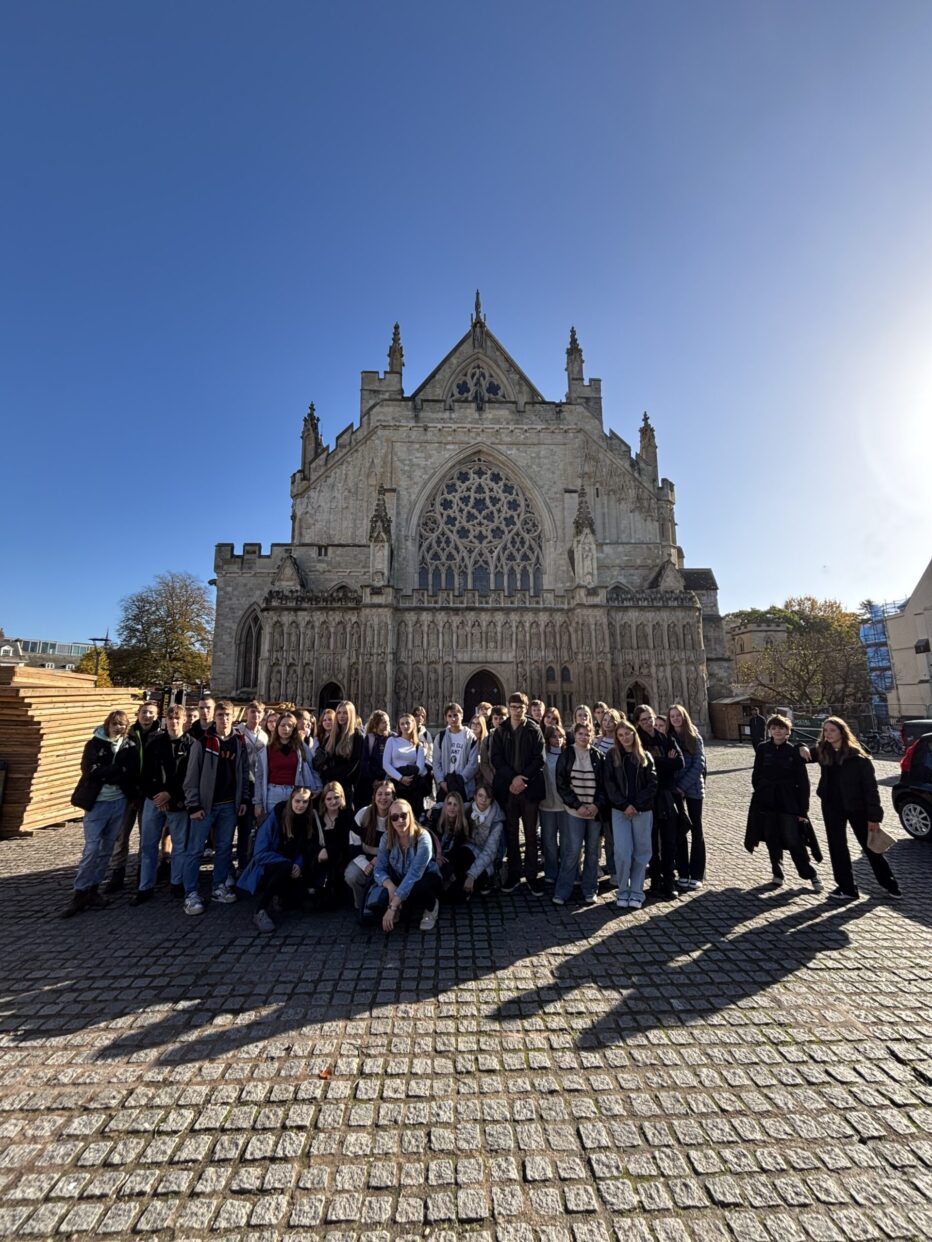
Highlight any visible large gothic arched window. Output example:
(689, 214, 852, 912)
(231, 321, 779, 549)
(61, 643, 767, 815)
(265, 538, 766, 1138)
(417, 458, 543, 597)
(237, 611, 262, 692)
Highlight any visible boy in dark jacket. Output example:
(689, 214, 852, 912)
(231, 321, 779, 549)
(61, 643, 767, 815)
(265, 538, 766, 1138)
(182, 700, 249, 916)
(134, 704, 194, 903)
(747, 715, 822, 890)
(490, 692, 546, 894)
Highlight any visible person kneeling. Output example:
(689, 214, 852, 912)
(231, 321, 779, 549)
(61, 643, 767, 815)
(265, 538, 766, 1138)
(361, 799, 442, 932)
(238, 787, 318, 932)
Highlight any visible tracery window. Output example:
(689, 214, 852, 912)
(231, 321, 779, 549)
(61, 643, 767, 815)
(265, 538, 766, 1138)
(417, 459, 543, 597)
(237, 612, 261, 691)
(449, 361, 509, 409)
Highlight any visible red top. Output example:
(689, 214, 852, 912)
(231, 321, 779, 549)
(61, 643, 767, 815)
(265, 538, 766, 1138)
(267, 747, 299, 786)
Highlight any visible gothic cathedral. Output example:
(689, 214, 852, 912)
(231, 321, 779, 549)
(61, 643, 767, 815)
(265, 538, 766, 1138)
(211, 296, 730, 725)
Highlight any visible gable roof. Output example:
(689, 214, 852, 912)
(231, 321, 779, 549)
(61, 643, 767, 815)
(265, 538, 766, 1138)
(682, 569, 719, 591)
(410, 324, 546, 405)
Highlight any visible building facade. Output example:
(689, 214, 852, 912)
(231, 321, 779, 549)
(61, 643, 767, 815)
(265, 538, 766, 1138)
(886, 559, 932, 719)
(726, 619, 788, 681)
(211, 298, 730, 724)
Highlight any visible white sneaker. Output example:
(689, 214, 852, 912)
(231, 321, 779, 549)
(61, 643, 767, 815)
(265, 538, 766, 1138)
(628, 897, 644, 910)
(211, 886, 237, 904)
(184, 894, 204, 916)
(615, 895, 631, 909)
(419, 901, 439, 931)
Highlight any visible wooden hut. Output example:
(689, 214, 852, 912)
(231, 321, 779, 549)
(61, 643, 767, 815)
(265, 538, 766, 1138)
(0, 667, 139, 837)
(709, 693, 767, 742)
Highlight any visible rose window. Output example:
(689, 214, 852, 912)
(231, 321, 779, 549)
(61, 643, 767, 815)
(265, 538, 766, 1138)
(418, 460, 543, 596)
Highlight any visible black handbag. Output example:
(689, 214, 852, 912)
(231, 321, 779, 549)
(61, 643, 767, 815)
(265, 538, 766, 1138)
(70, 775, 102, 812)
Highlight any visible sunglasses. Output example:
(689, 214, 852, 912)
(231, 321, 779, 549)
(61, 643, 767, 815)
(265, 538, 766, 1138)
(390, 812, 409, 822)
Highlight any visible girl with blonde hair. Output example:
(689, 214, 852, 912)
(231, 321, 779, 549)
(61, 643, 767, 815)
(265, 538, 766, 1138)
(603, 721, 657, 909)
(362, 799, 442, 932)
(313, 700, 364, 810)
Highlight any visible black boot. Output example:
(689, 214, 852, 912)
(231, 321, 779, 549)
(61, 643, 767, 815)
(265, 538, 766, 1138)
(85, 886, 110, 910)
(103, 867, 125, 894)
(130, 889, 154, 906)
(61, 890, 90, 919)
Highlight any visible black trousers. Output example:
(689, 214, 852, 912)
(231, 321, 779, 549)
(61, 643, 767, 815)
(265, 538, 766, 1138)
(504, 793, 540, 885)
(255, 861, 306, 911)
(361, 870, 442, 927)
(648, 791, 678, 892)
(442, 843, 487, 901)
(822, 807, 894, 895)
(763, 813, 816, 881)
(675, 795, 706, 881)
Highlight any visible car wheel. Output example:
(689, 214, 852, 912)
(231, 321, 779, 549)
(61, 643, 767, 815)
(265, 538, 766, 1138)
(898, 798, 932, 840)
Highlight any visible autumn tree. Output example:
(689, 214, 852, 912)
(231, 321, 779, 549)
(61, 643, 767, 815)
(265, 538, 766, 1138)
(76, 647, 112, 687)
(741, 596, 871, 713)
(109, 572, 213, 688)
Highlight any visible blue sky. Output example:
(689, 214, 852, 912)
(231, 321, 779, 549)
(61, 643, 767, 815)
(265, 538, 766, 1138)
(2, 0, 931, 644)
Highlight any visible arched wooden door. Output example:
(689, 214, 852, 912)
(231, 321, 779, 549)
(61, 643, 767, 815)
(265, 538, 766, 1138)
(463, 670, 504, 720)
(318, 681, 344, 714)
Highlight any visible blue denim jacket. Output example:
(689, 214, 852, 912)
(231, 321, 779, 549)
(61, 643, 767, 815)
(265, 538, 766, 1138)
(374, 828, 440, 901)
(675, 732, 706, 800)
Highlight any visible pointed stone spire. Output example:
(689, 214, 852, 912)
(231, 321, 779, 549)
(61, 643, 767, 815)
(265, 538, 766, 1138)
(471, 288, 487, 349)
(302, 400, 324, 462)
(566, 325, 584, 382)
(387, 322, 404, 374)
(368, 484, 392, 542)
(368, 484, 392, 587)
(573, 485, 596, 536)
(640, 411, 657, 458)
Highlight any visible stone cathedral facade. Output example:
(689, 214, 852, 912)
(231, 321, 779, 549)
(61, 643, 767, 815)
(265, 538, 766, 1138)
(211, 297, 730, 726)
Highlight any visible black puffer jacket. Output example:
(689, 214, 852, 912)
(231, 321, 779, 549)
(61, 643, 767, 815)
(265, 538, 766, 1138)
(751, 739, 810, 818)
(814, 751, 883, 822)
(602, 751, 658, 812)
(142, 731, 196, 812)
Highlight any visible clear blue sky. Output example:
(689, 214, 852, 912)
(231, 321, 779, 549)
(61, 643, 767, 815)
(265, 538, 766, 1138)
(3, 0, 931, 643)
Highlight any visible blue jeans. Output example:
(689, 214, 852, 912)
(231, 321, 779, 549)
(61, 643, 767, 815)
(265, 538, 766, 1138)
(611, 807, 653, 902)
(539, 808, 563, 883)
(554, 814, 601, 901)
(182, 802, 237, 895)
(74, 796, 127, 892)
(139, 799, 188, 890)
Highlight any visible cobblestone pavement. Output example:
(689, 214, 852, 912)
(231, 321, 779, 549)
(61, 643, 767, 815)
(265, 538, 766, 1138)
(0, 745, 930, 1241)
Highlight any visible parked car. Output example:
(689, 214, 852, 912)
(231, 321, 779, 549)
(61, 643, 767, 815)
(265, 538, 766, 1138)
(901, 719, 932, 748)
(892, 731, 932, 840)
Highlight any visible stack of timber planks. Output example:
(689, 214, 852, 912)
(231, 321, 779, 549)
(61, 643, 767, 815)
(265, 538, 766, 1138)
(0, 667, 140, 838)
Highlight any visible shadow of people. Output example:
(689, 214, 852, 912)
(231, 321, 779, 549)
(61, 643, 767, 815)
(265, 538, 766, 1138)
(490, 886, 873, 1048)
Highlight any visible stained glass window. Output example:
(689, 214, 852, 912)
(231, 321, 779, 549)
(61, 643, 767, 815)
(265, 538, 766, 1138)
(418, 460, 543, 597)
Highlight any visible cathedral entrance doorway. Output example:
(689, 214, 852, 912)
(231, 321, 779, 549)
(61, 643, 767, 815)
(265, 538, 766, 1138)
(626, 681, 650, 718)
(318, 681, 344, 713)
(463, 670, 505, 719)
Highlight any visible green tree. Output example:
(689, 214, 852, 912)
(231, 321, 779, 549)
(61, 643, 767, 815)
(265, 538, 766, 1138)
(745, 596, 871, 713)
(110, 572, 213, 688)
(76, 647, 112, 687)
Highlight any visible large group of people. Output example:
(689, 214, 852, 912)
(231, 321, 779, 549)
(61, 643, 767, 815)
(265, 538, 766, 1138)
(64, 689, 901, 929)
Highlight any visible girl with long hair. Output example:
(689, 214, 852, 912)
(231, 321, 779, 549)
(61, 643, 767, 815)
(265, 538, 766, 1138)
(362, 799, 442, 932)
(314, 781, 354, 905)
(383, 713, 428, 817)
(254, 712, 316, 821)
(238, 787, 321, 932)
(433, 791, 477, 902)
(603, 721, 657, 910)
(313, 700, 364, 810)
(463, 784, 505, 895)
(668, 703, 707, 890)
(810, 716, 900, 900)
(316, 708, 335, 745)
(471, 712, 495, 790)
(345, 780, 396, 911)
(633, 704, 684, 901)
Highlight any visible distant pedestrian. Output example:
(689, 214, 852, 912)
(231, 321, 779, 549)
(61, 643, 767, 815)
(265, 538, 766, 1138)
(748, 708, 766, 750)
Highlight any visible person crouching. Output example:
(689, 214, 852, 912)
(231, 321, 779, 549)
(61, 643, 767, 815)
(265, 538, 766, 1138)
(361, 799, 442, 932)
